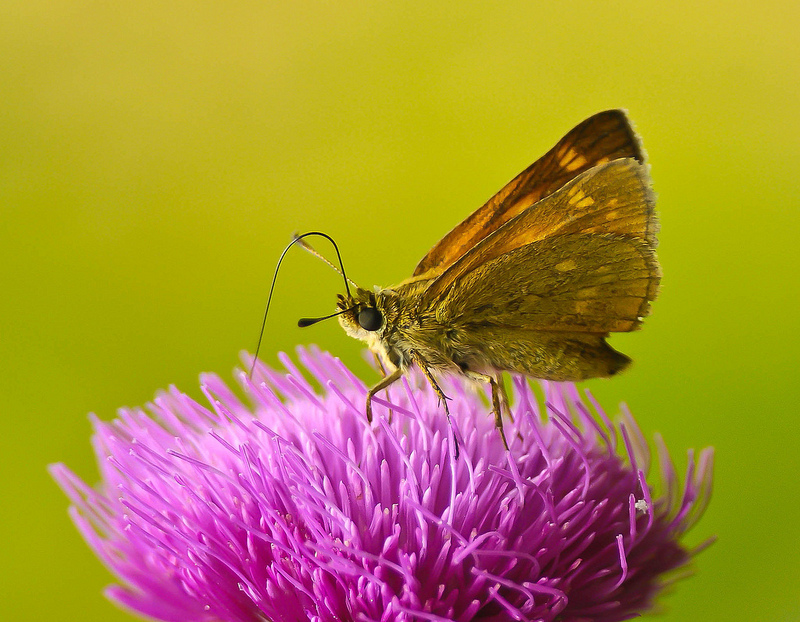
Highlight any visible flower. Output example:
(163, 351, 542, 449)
(51, 346, 713, 622)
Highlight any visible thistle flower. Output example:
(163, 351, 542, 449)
(51, 347, 713, 622)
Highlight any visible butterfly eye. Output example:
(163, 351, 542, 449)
(357, 307, 383, 331)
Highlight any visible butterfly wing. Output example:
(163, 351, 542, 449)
(435, 232, 659, 334)
(413, 109, 645, 277)
(420, 157, 658, 311)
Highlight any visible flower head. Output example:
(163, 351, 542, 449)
(51, 347, 713, 622)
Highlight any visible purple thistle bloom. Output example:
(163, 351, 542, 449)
(51, 347, 713, 622)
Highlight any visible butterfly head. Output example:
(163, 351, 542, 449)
(336, 288, 385, 341)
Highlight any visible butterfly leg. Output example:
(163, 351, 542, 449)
(373, 351, 387, 376)
(489, 376, 511, 451)
(412, 351, 459, 459)
(493, 373, 513, 423)
(464, 371, 510, 451)
(411, 351, 451, 410)
(492, 374, 525, 445)
(366, 367, 403, 423)
(372, 352, 394, 422)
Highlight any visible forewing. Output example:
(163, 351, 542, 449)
(420, 157, 657, 305)
(438, 233, 660, 333)
(413, 109, 644, 276)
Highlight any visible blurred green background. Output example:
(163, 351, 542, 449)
(2, 2, 798, 621)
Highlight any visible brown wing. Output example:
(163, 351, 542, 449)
(420, 157, 657, 306)
(413, 109, 645, 277)
(436, 233, 660, 334)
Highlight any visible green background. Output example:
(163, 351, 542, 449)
(2, 2, 798, 621)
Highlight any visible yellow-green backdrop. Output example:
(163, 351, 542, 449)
(2, 2, 798, 621)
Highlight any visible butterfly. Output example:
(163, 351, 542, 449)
(284, 110, 659, 449)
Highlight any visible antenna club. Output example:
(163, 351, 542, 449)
(297, 306, 354, 328)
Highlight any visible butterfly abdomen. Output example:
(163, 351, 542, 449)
(450, 326, 632, 381)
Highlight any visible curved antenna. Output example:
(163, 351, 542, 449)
(250, 231, 352, 378)
(293, 234, 359, 290)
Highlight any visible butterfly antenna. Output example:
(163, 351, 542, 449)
(250, 231, 352, 378)
(297, 307, 355, 328)
(293, 233, 359, 290)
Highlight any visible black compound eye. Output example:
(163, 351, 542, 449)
(357, 307, 383, 331)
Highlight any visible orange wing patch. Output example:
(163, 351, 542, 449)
(413, 109, 645, 277)
(420, 158, 657, 306)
